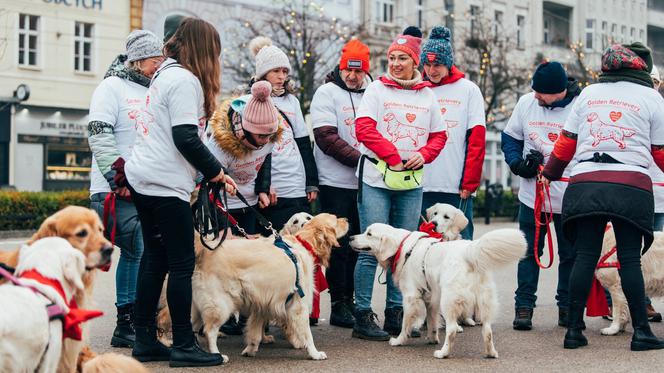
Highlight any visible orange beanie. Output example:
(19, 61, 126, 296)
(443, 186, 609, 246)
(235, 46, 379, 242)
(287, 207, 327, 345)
(339, 39, 370, 73)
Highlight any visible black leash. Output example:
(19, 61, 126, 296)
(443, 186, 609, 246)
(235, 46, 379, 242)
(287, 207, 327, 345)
(192, 181, 230, 250)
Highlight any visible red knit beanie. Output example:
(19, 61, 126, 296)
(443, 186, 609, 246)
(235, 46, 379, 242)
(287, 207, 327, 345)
(387, 34, 422, 66)
(339, 39, 370, 73)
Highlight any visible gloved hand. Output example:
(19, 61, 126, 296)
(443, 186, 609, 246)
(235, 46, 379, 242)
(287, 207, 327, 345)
(111, 157, 127, 188)
(510, 150, 544, 179)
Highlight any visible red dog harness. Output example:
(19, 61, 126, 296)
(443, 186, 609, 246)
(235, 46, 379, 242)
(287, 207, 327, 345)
(296, 236, 328, 319)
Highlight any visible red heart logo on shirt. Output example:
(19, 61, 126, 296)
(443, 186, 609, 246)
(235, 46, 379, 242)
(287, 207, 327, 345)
(406, 113, 416, 123)
(609, 111, 622, 122)
(548, 132, 559, 142)
(440, 107, 447, 115)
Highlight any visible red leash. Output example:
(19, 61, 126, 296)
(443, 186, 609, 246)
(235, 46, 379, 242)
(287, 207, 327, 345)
(533, 167, 570, 269)
(103, 193, 117, 246)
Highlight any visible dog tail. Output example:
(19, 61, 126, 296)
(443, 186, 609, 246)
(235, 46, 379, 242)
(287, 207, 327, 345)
(464, 229, 526, 273)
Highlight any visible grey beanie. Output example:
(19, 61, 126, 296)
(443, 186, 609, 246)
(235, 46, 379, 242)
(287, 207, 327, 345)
(126, 30, 163, 62)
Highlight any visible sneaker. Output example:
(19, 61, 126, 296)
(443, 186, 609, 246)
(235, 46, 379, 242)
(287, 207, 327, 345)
(513, 308, 533, 331)
(647, 304, 662, 323)
(352, 310, 390, 341)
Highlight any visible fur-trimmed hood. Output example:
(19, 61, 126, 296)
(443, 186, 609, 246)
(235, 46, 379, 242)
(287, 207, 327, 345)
(209, 98, 283, 159)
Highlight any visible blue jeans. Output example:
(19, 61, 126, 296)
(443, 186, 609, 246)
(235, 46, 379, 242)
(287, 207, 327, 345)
(354, 183, 423, 311)
(422, 192, 474, 240)
(514, 203, 575, 309)
(91, 193, 144, 307)
(654, 213, 664, 231)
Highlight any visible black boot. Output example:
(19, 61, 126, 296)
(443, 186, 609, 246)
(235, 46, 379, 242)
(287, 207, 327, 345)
(558, 307, 586, 329)
(330, 300, 355, 328)
(111, 303, 136, 348)
(352, 309, 390, 341)
(513, 307, 533, 331)
(132, 324, 171, 362)
(383, 307, 421, 337)
(220, 315, 245, 336)
(170, 327, 224, 367)
(563, 303, 588, 349)
(630, 303, 664, 351)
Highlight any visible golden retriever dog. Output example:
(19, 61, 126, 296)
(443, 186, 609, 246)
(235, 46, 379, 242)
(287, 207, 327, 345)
(191, 213, 348, 361)
(280, 212, 313, 236)
(82, 353, 151, 373)
(596, 227, 664, 335)
(350, 224, 526, 359)
(425, 203, 469, 241)
(0, 206, 113, 373)
(0, 237, 87, 373)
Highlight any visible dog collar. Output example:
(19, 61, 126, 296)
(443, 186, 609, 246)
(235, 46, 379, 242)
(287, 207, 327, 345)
(20, 269, 103, 341)
(390, 233, 428, 275)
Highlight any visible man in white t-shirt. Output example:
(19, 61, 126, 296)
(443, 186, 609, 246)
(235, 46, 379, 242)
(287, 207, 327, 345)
(419, 26, 486, 239)
(502, 61, 580, 331)
(311, 39, 371, 329)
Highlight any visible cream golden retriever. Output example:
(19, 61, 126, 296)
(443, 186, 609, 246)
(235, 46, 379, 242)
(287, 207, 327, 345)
(0, 237, 87, 373)
(191, 213, 348, 361)
(280, 212, 313, 235)
(596, 227, 664, 335)
(350, 224, 526, 359)
(0, 206, 113, 373)
(425, 203, 469, 241)
(82, 353, 151, 373)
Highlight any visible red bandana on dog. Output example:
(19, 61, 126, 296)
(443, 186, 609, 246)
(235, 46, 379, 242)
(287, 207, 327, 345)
(20, 270, 103, 340)
(418, 221, 443, 240)
(296, 236, 328, 319)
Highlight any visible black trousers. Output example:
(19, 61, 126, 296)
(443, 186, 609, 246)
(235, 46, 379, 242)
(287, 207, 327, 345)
(568, 216, 648, 327)
(260, 196, 311, 234)
(319, 185, 359, 303)
(129, 185, 195, 345)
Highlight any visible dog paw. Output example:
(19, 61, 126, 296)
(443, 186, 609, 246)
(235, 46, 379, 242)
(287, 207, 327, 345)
(463, 318, 476, 326)
(241, 348, 257, 357)
(433, 349, 449, 359)
(485, 350, 498, 359)
(310, 351, 327, 360)
(262, 334, 275, 344)
(600, 327, 620, 336)
(221, 355, 230, 363)
(389, 337, 403, 346)
(456, 325, 464, 333)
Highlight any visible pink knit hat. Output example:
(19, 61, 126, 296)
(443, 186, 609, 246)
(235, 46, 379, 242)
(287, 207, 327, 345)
(243, 81, 279, 135)
(387, 34, 422, 66)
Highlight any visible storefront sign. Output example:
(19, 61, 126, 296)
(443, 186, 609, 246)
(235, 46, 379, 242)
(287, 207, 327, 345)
(42, 0, 103, 11)
(15, 107, 88, 138)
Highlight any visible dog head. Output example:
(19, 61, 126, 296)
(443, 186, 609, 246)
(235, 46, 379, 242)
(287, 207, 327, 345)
(425, 203, 468, 241)
(16, 237, 87, 304)
(28, 206, 114, 271)
(350, 223, 411, 269)
(280, 212, 313, 236)
(294, 213, 348, 267)
(82, 352, 151, 373)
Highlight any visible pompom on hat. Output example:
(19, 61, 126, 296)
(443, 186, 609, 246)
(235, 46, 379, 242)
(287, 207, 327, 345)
(420, 26, 454, 67)
(249, 36, 292, 79)
(242, 81, 279, 135)
(387, 26, 423, 66)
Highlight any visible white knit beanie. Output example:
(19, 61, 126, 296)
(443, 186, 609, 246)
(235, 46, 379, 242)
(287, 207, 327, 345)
(249, 36, 291, 79)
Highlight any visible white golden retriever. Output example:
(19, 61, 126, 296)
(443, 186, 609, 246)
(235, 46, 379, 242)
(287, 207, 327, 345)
(350, 224, 526, 358)
(191, 213, 348, 360)
(596, 227, 664, 335)
(280, 212, 313, 236)
(0, 238, 87, 373)
(425, 203, 469, 241)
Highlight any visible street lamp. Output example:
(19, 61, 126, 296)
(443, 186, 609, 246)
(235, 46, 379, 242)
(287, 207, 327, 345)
(0, 84, 31, 110)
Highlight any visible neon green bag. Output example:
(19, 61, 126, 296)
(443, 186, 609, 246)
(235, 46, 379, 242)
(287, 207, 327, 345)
(374, 160, 423, 190)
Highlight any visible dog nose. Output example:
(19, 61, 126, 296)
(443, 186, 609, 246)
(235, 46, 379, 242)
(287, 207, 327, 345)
(101, 245, 114, 258)
(431, 220, 438, 227)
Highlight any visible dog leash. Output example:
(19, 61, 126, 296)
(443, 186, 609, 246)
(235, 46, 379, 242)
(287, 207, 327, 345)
(533, 166, 570, 269)
(192, 181, 231, 250)
(103, 193, 117, 246)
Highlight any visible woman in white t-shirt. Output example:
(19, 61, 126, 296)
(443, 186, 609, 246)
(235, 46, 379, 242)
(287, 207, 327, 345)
(124, 19, 235, 367)
(246, 37, 319, 233)
(352, 27, 447, 341)
(87, 30, 164, 348)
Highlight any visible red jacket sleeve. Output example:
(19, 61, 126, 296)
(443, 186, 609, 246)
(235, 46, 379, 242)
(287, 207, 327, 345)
(461, 126, 486, 192)
(542, 130, 577, 180)
(418, 131, 448, 164)
(652, 145, 664, 173)
(355, 116, 401, 166)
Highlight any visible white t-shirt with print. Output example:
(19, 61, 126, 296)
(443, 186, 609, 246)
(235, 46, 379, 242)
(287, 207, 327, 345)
(564, 82, 664, 177)
(424, 78, 485, 193)
(503, 92, 577, 213)
(649, 163, 664, 213)
(125, 59, 207, 202)
(206, 139, 274, 209)
(89, 77, 146, 195)
(311, 82, 363, 189)
(355, 79, 445, 189)
(271, 94, 307, 199)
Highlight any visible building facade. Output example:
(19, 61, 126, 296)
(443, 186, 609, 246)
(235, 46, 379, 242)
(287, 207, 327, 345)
(0, 0, 131, 191)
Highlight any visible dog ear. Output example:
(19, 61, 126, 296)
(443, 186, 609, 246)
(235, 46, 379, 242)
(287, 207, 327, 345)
(28, 216, 59, 244)
(374, 235, 399, 263)
(452, 211, 469, 234)
(63, 252, 86, 292)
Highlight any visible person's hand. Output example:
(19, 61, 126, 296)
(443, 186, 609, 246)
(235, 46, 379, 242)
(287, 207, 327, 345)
(459, 189, 471, 199)
(222, 175, 237, 196)
(269, 187, 278, 206)
(258, 192, 270, 208)
(538, 174, 551, 186)
(390, 162, 405, 171)
(404, 152, 425, 170)
(116, 186, 131, 199)
(307, 191, 318, 202)
(210, 168, 225, 183)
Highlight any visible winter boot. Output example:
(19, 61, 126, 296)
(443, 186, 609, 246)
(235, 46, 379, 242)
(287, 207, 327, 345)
(513, 307, 533, 331)
(383, 307, 420, 337)
(220, 315, 245, 336)
(352, 309, 390, 341)
(132, 324, 171, 362)
(646, 304, 662, 323)
(558, 307, 586, 329)
(111, 303, 136, 348)
(170, 327, 224, 367)
(330, 300, 355, 328)
(563, 303, 588, 349)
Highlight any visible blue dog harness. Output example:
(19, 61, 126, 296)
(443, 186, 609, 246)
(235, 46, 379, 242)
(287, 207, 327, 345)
(274, 236, 305, 303)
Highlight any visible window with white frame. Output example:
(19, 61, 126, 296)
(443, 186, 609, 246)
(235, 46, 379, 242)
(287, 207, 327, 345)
(416, 0, 425, 29)
(585, 19, 595, 50)
(517, 15, 525, 49)
(18, 13, 39, 67)
(374, 0, 395, 24)
(74, 22, 94, 73)
(470, 5, 480, 39)
(494, 10, 503, 40)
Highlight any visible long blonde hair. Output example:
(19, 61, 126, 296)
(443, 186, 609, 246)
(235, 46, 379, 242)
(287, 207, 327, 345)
(164, 18, 221, 118)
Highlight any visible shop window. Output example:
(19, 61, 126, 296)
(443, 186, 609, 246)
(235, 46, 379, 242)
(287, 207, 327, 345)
(45, 145, 92, 182)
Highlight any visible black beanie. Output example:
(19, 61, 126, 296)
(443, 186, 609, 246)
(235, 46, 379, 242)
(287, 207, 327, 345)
(403, 26, 423, 38)
(164, 14, 186, 43)
(531, 61, 568, 94)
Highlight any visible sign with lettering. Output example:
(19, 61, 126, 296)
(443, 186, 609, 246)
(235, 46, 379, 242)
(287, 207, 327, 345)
(42, 0, 103, 11)
(15, 107, 88, 138)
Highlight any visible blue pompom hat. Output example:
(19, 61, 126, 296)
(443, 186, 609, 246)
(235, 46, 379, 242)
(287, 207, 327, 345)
(420, 26, 454, 67)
